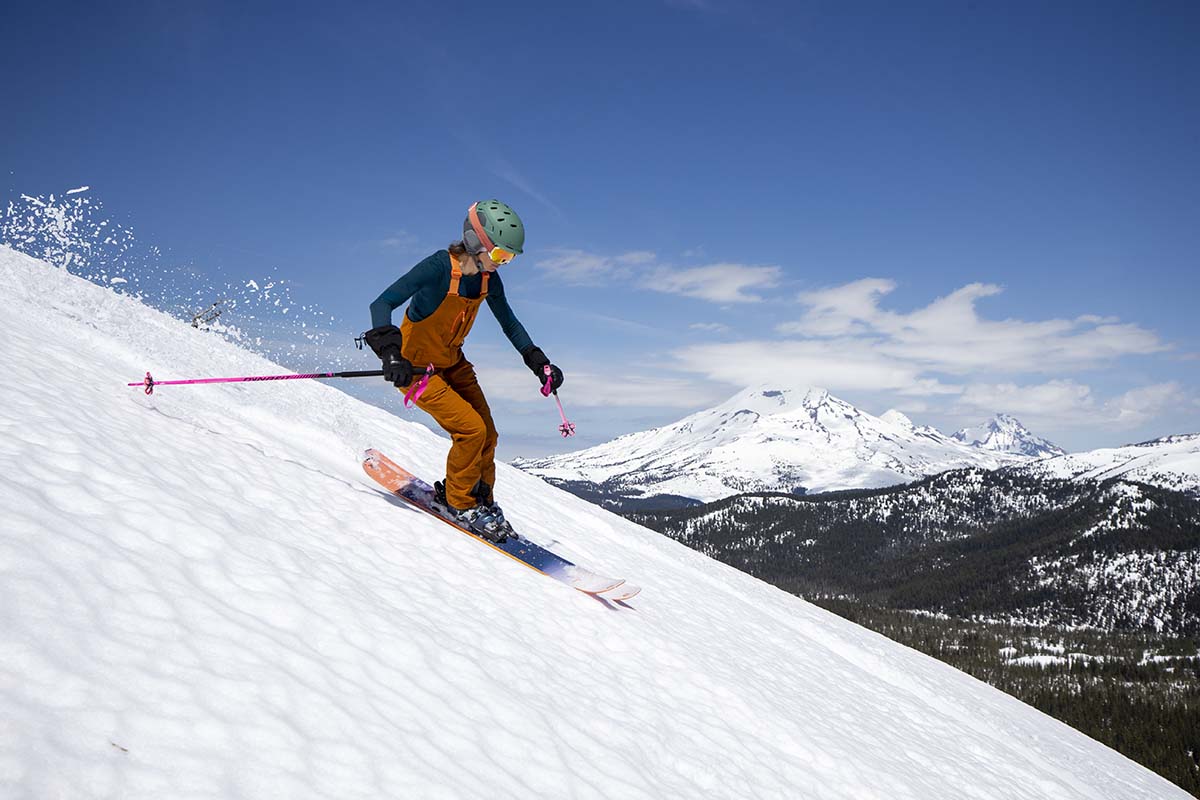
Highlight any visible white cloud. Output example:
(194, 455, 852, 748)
(956, 380, 1188, 428)
(779, 278, 1168, 375)
(670, 339, 960, 395)
(1107, 382, 1188, 426)
(785, 278, 897, 336)
(959, 380, 1096, 420)
(689, 322, 730, 333)
(668, 278, 1182, 435)
(647, 263, 782, 304)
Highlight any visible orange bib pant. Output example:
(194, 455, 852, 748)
(400, 254, 498, 510)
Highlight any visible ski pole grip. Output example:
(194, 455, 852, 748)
(541, 364, 554, 397)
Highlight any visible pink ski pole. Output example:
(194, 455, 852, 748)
(129, 369, 384, 395)
(541, 365, 576, 437)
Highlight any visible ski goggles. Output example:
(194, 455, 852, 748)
(468, 202, 518, 265)
(486, 244, 517, 265)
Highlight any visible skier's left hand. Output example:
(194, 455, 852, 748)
(543, 363, 564, 392)
(522, 346, 564, 391)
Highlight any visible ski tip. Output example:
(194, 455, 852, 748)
(600, 584, 642, 602)
(570, 572, 624, 596)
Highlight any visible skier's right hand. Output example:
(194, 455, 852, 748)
(363, 324, 403, 358)
(380, 346, 415, 388)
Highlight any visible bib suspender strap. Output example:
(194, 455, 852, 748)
(448, 263, 489, 299)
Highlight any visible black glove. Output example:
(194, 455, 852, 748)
(381, 346, 414, 388)
(521, 345, 564, 392)
(364, 325, 413, 388)
(364, 324, 403, 358)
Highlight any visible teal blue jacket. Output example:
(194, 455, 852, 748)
(370, 250, 534, 353)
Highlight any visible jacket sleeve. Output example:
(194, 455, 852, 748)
(369, 254, 444, 329)
(485, 273, 534, 354)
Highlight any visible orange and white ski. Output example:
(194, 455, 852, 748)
(363, 449, 637, 601)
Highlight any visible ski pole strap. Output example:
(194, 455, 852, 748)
(403, 364, 435, 408)
(541, 364, 554, 397)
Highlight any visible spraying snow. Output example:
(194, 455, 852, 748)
(0, 190, 344, 368)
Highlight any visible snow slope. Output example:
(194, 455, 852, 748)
(516, 386, 1037, 503)
(1009, 434, 1200, 496)
(0, 245, 1187, 799)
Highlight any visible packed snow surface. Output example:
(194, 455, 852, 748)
(0, 245, 1187, 799)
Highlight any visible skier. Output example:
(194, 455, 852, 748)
(363, 200, 564, 538)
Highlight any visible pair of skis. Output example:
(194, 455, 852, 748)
(362, 450, 640, 602)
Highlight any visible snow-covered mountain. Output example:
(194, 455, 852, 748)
(1008, 433, 1200, 495)
(953, 413, 1066, 458)
(1, 244, 1188, 798)
(515, 385, 1047, 505)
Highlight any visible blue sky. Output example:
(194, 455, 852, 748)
(3, 0, 1198, 457)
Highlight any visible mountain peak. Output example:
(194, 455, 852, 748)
(880, 409, 915, 428)
(519, 385, 1037, 502)
(953, 414, 1064, 458)
(714, 384, 829, 417)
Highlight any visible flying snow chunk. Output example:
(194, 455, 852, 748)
(66, 186, 91, 195)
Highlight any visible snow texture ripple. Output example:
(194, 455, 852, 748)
(0, 245, 1187, 799)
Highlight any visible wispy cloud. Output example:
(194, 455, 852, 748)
(378, 230, 422, 252)
(536, 249, 633, 286)
(536, 249, 782, 303)
(521, 298, 673, 336)
(443, 123, 564, 220)
(477, 366, 720, 409)
(487, 158, 566, 221)
(648, 263, 782, 303)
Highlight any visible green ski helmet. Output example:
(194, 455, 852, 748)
(464, 199, 525, 259)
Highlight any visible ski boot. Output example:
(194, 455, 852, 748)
(452, 503, 510, 543)
(436, 479, 515, 543)
(433, 480, 451, 512)
(470, 479, 517, 541)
